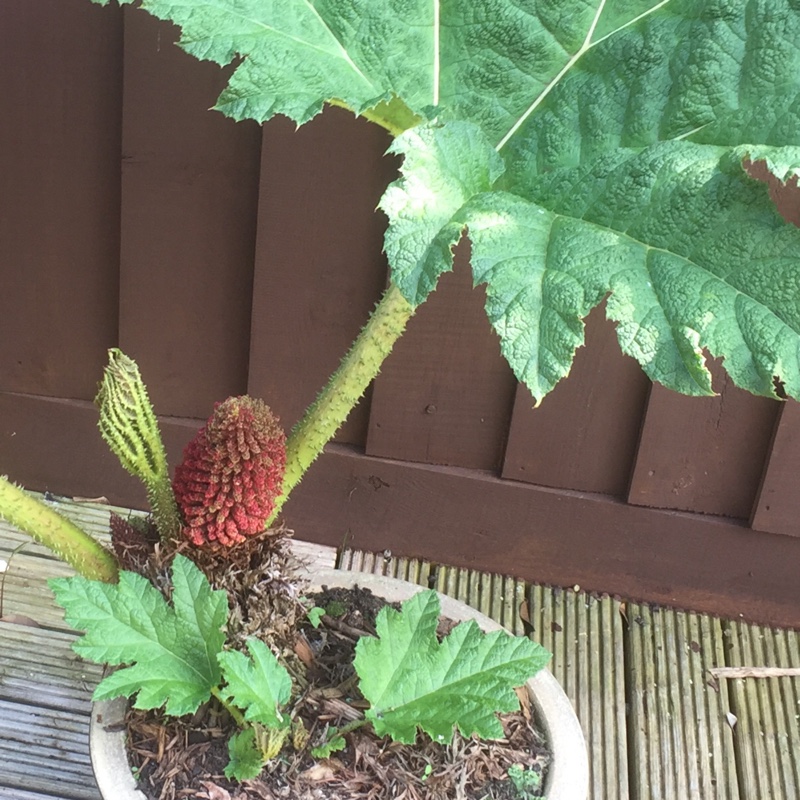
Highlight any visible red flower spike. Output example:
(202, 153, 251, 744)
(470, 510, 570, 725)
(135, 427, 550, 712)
(172, 396, 286, 548)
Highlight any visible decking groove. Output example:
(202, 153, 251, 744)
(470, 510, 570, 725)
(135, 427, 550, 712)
(626, 604, 739, 800)
(725, 620, 800, 800)
(0, 789, 84, 800)
(529, 584, 628, 800)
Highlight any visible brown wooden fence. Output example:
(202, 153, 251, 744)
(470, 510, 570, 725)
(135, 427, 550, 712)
(2, 2, 800, 627)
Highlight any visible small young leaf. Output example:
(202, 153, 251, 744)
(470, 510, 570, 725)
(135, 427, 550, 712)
(310, 727, 347, 759)
(307, 606, 325, 629)
(508, 763, 542, 799)
(354, 590, 550, 744)
(224, 728, 264, 781)
(218, 638, 292, 729)
(325, 600, 346, 619)
(50, 554, 227, 716)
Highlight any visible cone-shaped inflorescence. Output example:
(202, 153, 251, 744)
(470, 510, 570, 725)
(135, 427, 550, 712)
(173, 397, 286, 548)
(95, 349, 181, 541)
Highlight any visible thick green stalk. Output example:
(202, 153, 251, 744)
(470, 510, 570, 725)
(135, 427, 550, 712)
(0, 477, 119, 582)
(268, 282, 415, 522)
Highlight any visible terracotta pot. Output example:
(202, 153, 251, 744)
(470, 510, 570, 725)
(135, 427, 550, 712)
(90, 568, 589, 800)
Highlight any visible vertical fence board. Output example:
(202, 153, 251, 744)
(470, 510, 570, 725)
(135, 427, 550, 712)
(366, 245, 517, 471)
(119, 10, 261, 418)
(744, 161, 800, 535)
(751, 401, 800, 537)
(248, 108, 394, 443)
(0, 0, 122, 399)
(502, 306, 649, 495)
(628, 359, 779, 518)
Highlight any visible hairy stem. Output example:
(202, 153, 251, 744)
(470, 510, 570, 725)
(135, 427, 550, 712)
(268, 282, 415, 523)
(329, 717, 370, 739)
(0, 477, 119, 582)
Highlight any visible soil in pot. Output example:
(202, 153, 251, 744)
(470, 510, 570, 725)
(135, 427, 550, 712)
(123, 583, 551, 800)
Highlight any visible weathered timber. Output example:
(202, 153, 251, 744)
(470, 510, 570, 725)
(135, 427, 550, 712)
(119, 8, 260, 417)
(626, 603, 739, 800)
(529, 584, 628, 800)
(724, 620, 800, 799)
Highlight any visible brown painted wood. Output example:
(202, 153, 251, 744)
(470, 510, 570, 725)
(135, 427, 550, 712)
(0, 1, 122, 400)
(0, 391, 199, 508)
(628, 358, 779, 518)
(748, 159, 800, 227)
(284, 443, 800, 629)
(119, 10, 261, 418)
(248, 107, 394, 443)
(366, 243, 517, 471)
(751, 400, 800, 537)
(502, 305, 650, 495)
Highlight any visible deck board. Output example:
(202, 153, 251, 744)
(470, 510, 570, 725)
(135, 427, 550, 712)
(626, 604, 739, 800)
(0, 506, 108, 800)
(725, 620, 800, 799)
(0, 698, 100, 800)
(528, 584, 628, 800)
(0, 790, 88, 800)
(0, 623, 102, 710)
(1, 551, 77, 630)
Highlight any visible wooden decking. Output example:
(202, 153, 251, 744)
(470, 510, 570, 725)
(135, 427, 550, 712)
(1, 497, 799, 799)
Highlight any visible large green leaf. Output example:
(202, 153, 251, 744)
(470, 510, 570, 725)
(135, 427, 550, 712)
(500, 1, 800, 172)
(91, 0, 800, 402)
(50, 555, 228, 716)
(93, 2, 800, 151)
(354, 590, 550, 744)
(92, 0, 434, 127)
(470, 141, 800, 399)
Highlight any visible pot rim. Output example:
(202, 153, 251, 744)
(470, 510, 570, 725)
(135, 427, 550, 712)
(90, 568, 588, 800)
